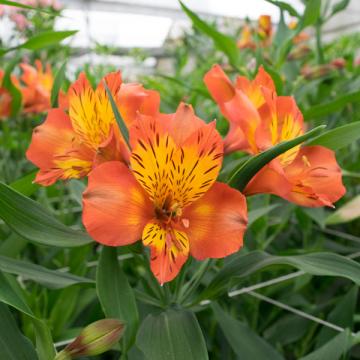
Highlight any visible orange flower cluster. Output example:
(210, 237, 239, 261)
(204, 65, 345, 207)
(26, 67, 345, 283)
(27, 71, 247, 284)
(1, 60, 56, 118)
(237, 15, 309, 50)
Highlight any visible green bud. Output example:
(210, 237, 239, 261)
(54, 319, 124, 359)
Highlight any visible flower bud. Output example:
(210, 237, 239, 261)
(330, 58, 346, 69)
(55, 319, 124, 359)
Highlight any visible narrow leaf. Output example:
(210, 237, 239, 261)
(0, 182, 92, 247)
(212, 303, 284, 360)
(10, 171, 38, 197)
(103, 82, 130, 149)
(301, 0, 321, 28)
(308, 122, 360, 150)
(2, 57, 22, 116)
(330, 0, 351, 18)
(265, 0, 300, 17)
(51, 62, 67, 107)
(0, 255, 93, 288)
(303, 90, 360, 120)
(179, 1, 239, 68)
(316, 286, 357, 347)
(201, 251, 360, 300)
(137, 308, 208, 360)
(0, 273, 34, 317)
(97, 247, 139, 351)
(299, 330, 352, 360)
(228, 126, 325, 190)
(0, 303, 38, 360)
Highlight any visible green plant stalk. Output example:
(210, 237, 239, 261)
(178, 259, 213, 305)
(315, 19, 325, 64)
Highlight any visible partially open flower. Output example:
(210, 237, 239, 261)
(55, 319, 124, 359)
(204, 64, 346, 207)
(82, 103, 248, 284)
(26, 71, 160, 185)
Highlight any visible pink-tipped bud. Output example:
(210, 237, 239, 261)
(331, 58, 346, 69)
(55, 319, 124, 359)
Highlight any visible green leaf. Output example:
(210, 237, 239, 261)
(2, 57, 22, 116)
(0, 303, 38, 360)
(179, 1, 239, 68)
(136, 308, 208, 360)
(201, 251, 360, 300)
(326, 195, 360, 225)
(301, 0, 322, 28)
(299, 330, 352, 360)
(0, 255, 93, 289)
(212, 303, 284, 360)
(248, 204, 280, 226)
(97, 247, 139, 352)
(33, 319, 56, 360)
(0, 182, 92, 247)
(1, 31, 77, 55)
(228, 126, 325, 191)
(303, 90, 360, 120)
(316, 286, 357, 347)
(51, 62, 67, 107)
(0, 273, 34, 317)
(265, 0, 300, 17)
(104, 82, 130, 149)
(307, 122, 360, 150)
(330, 0, 351, 18)
(0, 275, 55, 359)
(10, 171, 38, 197)
(0, 0, 54, 12)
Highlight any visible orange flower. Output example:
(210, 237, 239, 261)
(204, 64, 346, 207)
(237, 24, 255, 49)
(82, 103, 247, 284)
(26, 71, 160, 186)
(288, 20, 310, 44)
(257, 15, 272, 45)
(0, 70, 12, 119)
(19, 60, 54, 114)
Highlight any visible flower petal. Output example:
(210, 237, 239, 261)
(204, 64, 261, 153)
(118, 83, 160, 127)
(284, 146, 346, 207)
(235, 66, 275, 108)
(182, 182, 247, 260)
(69, 72, 120, 150)
(244, 161, 292, 198)
(130, 110, 223, 208)
(26, 109, 93, 185)
(83, 161, 153, 246)
(142, 222, 189, 284)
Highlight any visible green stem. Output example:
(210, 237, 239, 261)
(315, 20, 324, 64)
(178, 259, 213, 305)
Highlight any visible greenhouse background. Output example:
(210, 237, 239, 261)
(1, 0, 360, 359)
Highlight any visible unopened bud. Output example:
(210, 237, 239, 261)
(288, 44, 311, 60)
(330, 58, 346, 69)
(55, 319, 124, 359)
(301, 64, 334, 79)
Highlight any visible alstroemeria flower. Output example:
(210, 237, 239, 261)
(26, 71, 160, 185)
(257, 15, 272, 45)
(18, 60, 54, 113)
(204, 65, 346, 207)
(0, 70, 12, 119)
(82, 103, 248, 284)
